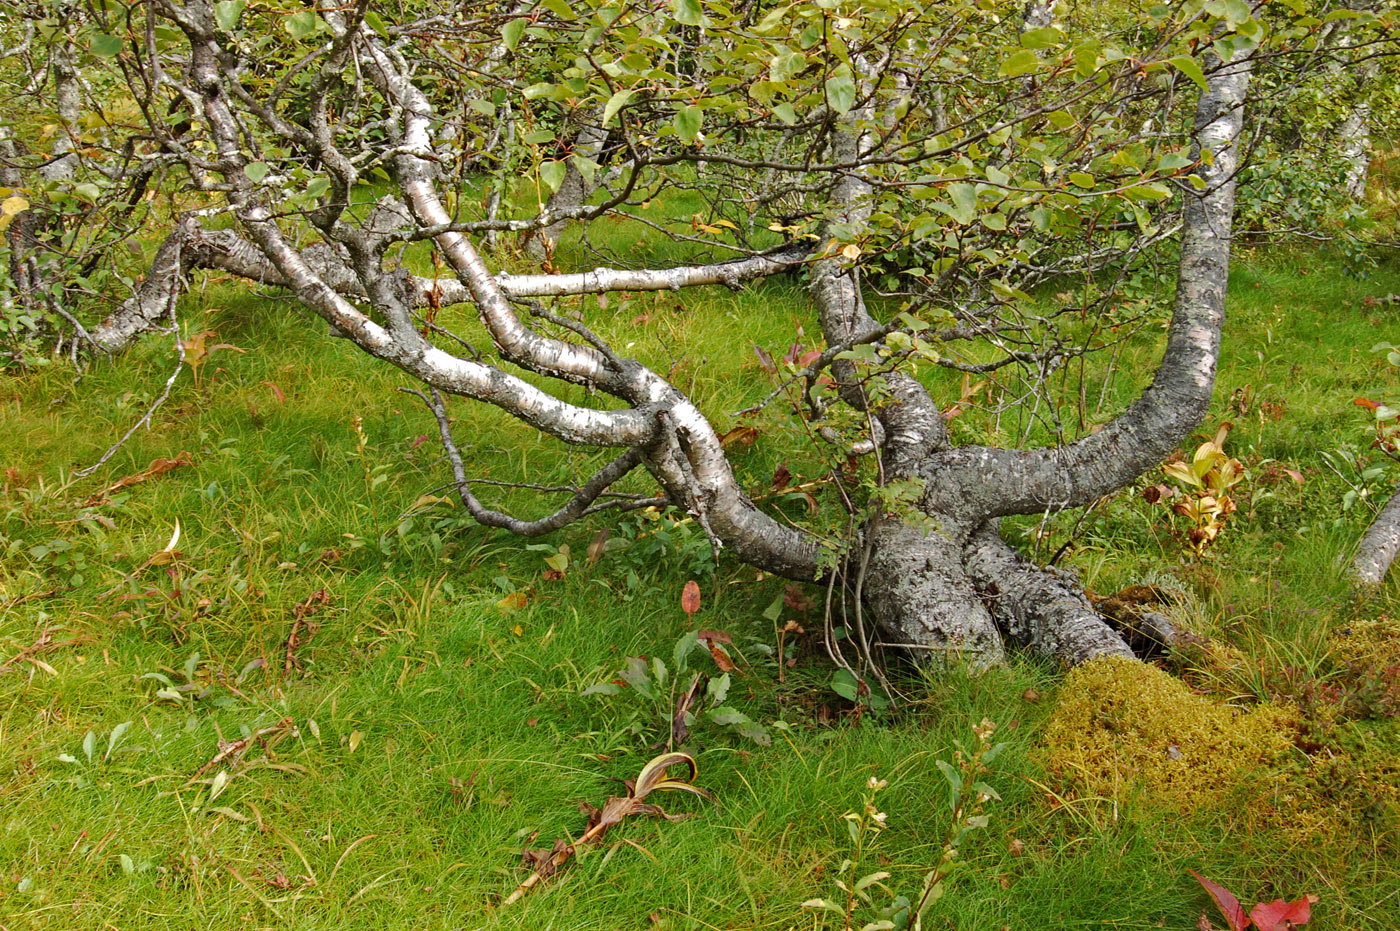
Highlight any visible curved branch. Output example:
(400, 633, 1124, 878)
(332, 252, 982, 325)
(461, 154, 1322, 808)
(414, 387, 654, 536)
(926, 53, 1254, 521)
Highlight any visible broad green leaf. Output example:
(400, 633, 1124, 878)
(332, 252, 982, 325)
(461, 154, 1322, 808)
(362, 10, 389, 39)
(772, 102, 797, 125)
(501, 17, 525, 50)
(831, 668, 860, 701)
(942, 182, 978, 225)
(1168, 55, 1208, 91)
(1069, 172, 1095, 189)
(673, 629, 699, 673)
(673, 105, 703, 142)
(602, 88, 633, 125)
(285, 11, 320, 40)
(673, 0, 703, 26)
(571, 154, 598, 185)
(89, 33, 123, 57)
(243, 162, 269, 182)
(83, 730, 97, 762)
(214, 0, 245, 32)
(1020, 26, 1063, 50)
(825, 67, 857, 114)
(541, 0, 574, 18)
(539, 160, 568, 194)
(998, 49, 1039, 77)
(1158, 153, 1193, 172)
(305, 177, 330, 198)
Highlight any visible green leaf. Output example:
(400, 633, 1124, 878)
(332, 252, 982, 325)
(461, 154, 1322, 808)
(89, 33, 123, 57)
(672, 630, 699, 673)
(935, 759, 962, 792)
(1019, 26, 1063, 50)
(571, 154, 598, 186)
(305, 177, 330, 198)
(243, 162, 269, 182)
(541, 0, 574, 18)
(1167, 55, 1207, 91)
(706, 671, 730, 705)
(619, 656, 655, 699)
(521, 129, 555, 144)
(539, 160, 568, 194)
(998, 49, 1039, 77)
(602, 88, 633, 126)
(1157, 153, 1193, 172)
(362, 10, 389, 39)
(673, 105, 703, 143)
(825, 67, 857, 114)
(673, 0, 703, 26)
(1069, 172, 1095, 189)
(82, 730, 96, 762)
(831, 668, 860, 701)
(933, 182, 978, 225)
(801, 898, 847, 913)
(501, 18, 525, 51)
(772, 102, 797, 125)
(214, 0, 245, 32)
(285, 11, 320, 40)
(105, 721, 131, 761)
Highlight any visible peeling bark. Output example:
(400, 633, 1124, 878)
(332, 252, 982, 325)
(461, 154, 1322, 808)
(1353, 486, 1400, 585)
(964, 522, 1134, 664)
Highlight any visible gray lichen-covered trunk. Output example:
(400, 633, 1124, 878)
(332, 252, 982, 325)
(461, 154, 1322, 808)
(77, 1, 1258, 671)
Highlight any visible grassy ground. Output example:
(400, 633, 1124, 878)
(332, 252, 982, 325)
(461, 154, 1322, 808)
(3, 235, 1400, 930)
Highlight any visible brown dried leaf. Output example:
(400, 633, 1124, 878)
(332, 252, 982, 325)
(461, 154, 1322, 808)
(719, 425, 759, 450)
(587, 528, 610, 566)
(99, 451, 194, 498)
(707, 644, 737, 673)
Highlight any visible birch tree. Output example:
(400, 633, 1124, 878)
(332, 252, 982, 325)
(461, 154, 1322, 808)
(1, 0, 1394, 673)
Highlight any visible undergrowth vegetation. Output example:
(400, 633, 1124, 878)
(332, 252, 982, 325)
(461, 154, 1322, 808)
(3, 239, 1400, 929)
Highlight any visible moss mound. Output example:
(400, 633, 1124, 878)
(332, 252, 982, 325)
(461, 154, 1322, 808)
(1330, 616, 1400, 669)
(1044, 656, 1295, 807)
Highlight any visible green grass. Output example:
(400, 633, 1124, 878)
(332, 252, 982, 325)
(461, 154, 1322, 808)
(3, 235, 1400, 929)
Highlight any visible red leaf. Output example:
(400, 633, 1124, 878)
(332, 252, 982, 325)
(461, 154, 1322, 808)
(696, 629, 732, 645)
(771, 463, 791, 491)
(681, 580, 701, 618)
(1189, 870, 1251, 931)
(753, 345, 776, 372)
(1354, 398, 1380, 411)
(262, 381, 286, 404)
(796, 349, 821, 367)
(1249, 895, 1318, 931)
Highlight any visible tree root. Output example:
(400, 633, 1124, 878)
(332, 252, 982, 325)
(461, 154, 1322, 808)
(963, 521, 1134, 665)
(860, 521, 1008, 668)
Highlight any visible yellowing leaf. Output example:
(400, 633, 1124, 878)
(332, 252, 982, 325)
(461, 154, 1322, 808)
(1, 195, 29, 216)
